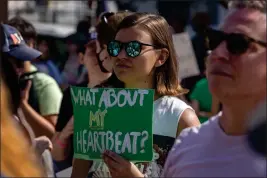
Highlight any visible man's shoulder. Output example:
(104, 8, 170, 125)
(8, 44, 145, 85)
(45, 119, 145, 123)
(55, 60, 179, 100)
(173, 115, 219, 148)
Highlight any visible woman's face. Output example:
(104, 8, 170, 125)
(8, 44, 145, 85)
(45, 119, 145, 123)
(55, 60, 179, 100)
(112, 26, 161, 85)
(96, 40, 113, 73)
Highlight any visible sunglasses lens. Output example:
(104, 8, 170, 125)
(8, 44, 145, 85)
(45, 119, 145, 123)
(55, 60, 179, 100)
(108, 41, 121, 57)
(227, 34, 249, 55)
(207, 30, 225, 50)
(126, 41, 141, 57)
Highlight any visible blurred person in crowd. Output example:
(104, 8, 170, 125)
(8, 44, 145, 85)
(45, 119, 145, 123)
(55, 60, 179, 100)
(1, 23, 55, 177)
(97, 12, 200, 177)
(162, 0, 266, 177)
(76, 38, 90, 83)
(191, 11, 211, 74)
(190, 57, 221, 123)
(61, 33, 88, 86)
(76, 18, 91, 36)
(34, 39, 63, 86)
(0, 24, 46, 178)
(6, 17, 62, 139)
(219, 0, 228, 9)
(157, 1, 191, 34)
(50, 11, 132, 177)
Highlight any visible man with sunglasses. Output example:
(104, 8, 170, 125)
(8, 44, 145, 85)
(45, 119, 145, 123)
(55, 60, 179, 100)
(162, 0, 266, 177)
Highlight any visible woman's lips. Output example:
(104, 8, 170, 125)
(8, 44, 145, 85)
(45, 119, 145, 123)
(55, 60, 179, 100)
(116, 62, 131, 69)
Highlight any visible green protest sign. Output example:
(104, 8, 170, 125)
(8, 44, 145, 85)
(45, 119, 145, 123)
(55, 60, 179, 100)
(70, 87, 154, 162)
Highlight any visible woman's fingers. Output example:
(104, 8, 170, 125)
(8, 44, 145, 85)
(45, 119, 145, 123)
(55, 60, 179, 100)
(103, 154, 120, 171)
(103, 150, 125, 164)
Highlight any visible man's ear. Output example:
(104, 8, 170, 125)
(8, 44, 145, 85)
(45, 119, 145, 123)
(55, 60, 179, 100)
(155, 48, 169, 67)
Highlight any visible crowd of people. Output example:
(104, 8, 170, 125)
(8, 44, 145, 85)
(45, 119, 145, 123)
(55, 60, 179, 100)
(1, 0, 266, 177)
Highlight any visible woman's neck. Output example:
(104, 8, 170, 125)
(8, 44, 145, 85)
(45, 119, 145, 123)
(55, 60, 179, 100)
(124, 77, 160, 100)
(87, 71, 112, 88)
(125, 79, 153, 89)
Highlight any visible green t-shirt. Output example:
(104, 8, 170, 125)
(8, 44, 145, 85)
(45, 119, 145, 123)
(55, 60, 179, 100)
(30, 65, 63, 116)
(189, 78, 212, 123)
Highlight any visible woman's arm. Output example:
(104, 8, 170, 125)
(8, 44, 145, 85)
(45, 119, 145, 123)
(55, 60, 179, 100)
(51, 117, 73, 161)
(71, 159, 93, 178)
(51, 87, 74, 161)
(51, 132, 71, 161)
(176, 108, 200, 136)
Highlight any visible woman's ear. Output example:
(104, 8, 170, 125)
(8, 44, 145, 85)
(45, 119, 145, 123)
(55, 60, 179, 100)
(155, 48, 169, 67)
(78, 52, 84, 65)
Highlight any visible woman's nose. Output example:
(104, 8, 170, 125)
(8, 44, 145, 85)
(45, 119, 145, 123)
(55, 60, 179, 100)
(117, 46, 128, 59)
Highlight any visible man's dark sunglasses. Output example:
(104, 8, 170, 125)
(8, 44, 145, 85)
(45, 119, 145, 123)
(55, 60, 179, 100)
(206, 28, 267, 55)
(107, 40, 159, 58)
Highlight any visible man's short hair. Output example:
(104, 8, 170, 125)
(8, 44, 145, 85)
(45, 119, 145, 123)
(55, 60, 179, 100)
(6, 16, 37, 44)
(228, 0, 266, 13)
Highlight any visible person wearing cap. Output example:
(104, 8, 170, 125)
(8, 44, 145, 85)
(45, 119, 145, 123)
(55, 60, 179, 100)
(1, 23, 56, 177)
(3, 19, 63, 140)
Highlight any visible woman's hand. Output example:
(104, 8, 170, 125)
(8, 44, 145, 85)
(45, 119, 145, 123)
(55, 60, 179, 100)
(34, 136, 53, 155)
(102, 150, 144, 178)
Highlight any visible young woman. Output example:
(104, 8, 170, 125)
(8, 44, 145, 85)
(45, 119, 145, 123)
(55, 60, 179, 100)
(1, 25, 45, 177)
(102, 12, 200, 177)
(51, 11, 132, 176)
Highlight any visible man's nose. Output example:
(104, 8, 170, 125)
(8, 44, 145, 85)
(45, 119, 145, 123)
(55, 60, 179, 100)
(209, 41, 230, 62)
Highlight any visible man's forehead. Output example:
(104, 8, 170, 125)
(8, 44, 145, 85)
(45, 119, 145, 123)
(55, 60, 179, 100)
(220, 8, 266, 39)
(226, 9, 265, 24)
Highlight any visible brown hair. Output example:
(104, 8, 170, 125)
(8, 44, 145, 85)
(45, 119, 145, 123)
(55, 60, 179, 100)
(116, 13, 188, 96)
(0, 76, 45, 177)
(96, 11, 133, 47)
